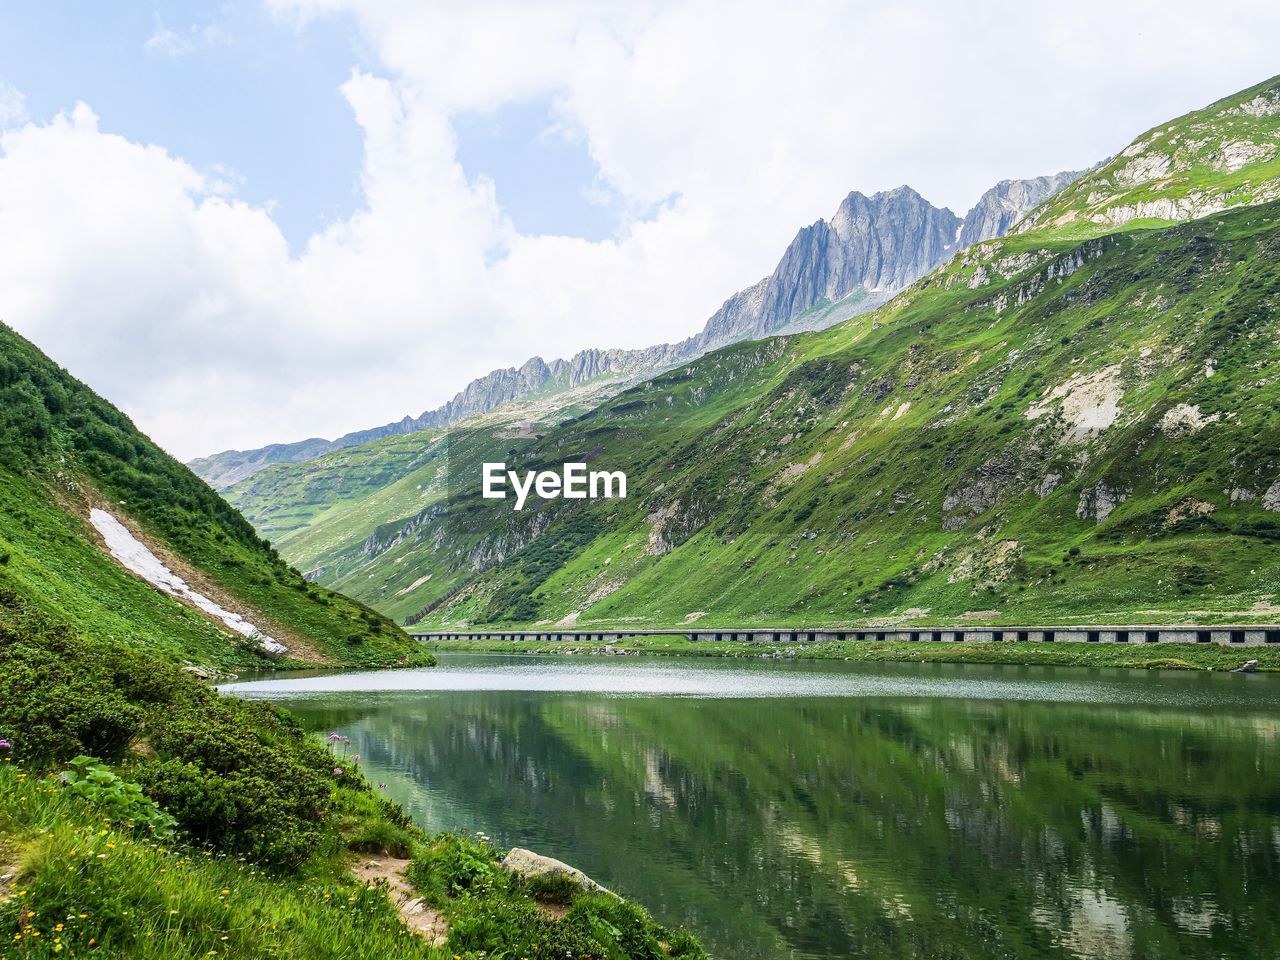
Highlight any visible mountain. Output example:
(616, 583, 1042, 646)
(193, 175, 1078, 490)
(259, 74, 1280, 629)
(958, 171, 1083, 247)
(0, 321, 424, 670)
(1018, 75, 1280, 235)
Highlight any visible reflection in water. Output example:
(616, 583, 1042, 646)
(226, 656, 1280, 960)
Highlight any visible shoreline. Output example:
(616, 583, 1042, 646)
(423, 636, 1279, 672)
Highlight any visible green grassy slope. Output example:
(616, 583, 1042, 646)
(0, 323, 426, 670)
(225, 380, 620, 573)
(1017, 74, 1280, 238)
(236, 75, 1280, 630)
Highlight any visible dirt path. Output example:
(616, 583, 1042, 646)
(351, 856, 449, 947)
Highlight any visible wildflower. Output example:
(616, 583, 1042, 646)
(333, 767, 344, 777)
(351, 754, 360, 762)
(0, 738, 11, 750)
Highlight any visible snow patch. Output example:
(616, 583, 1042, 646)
(89, 509, 288, 656)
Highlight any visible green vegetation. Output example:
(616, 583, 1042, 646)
(0, 589, 706, 958)
(57, 758, 178, 839)
(282, 201, 1280, 631)
(1021, 74, 1280, 239)
(409, 835, 705, 960)
(1, 764, 436, 960)
(424, 635, 1280, 671)
(222, 77, 1280, 636)
(0, 321, 428, 670)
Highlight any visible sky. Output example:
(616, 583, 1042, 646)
(0, 1, 1278, 461)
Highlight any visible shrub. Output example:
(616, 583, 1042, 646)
(135, 700, 334, 870)
(60, 755, 177, 837)
(0, 593, 340, 870)
(0, 611, 144, 762)
(408, 833, 506, 902)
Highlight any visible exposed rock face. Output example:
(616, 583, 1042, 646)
(1077, 481, 1129, 524)
(958, 171, 1082, 247)
(193, 178, 1080, 489)
(1263, 479, 1280, 512)
(188, 438, 347, 491)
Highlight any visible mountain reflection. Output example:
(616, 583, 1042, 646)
(276, 667, 1280, 960)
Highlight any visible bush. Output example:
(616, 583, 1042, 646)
(0, 610, 144, 761)
(60, 755, 178, 837)
(408, 834, 506, 902)
(135, 699, 334, 870)
(0, 592, 340, 870)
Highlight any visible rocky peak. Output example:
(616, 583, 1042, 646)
(958, 171, 1083, 247)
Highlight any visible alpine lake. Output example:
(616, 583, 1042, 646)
(223, 653, 1280, 960)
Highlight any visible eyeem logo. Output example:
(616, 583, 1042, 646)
(482, 462, 627, 511)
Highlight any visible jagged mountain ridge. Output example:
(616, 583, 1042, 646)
(192, 175, 1078, 489)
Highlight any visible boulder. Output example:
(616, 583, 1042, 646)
(1232, 660, 1259, 674)
(500, 848, 607, 893)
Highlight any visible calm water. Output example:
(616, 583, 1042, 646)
(224, 654, 1280, 960)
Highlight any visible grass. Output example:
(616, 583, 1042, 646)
(216, 78, 1280, 641)
(408, 834, 705, 960)
(364, 200, 1280, 633)
(424, 635, 1280, 672)
(1022, 74, 1280, 239)
(0, 762, 437, 960)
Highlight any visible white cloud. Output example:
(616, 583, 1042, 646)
(0, 82, 27, 128)
(145, 20, 230, 58)
(3, 1, 1280, 461)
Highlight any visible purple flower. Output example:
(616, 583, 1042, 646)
(326, 732, 341, 742)
(351, 754, 360, 762)
(0, 738, 11, 751)
(333, 767, 344, 777)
